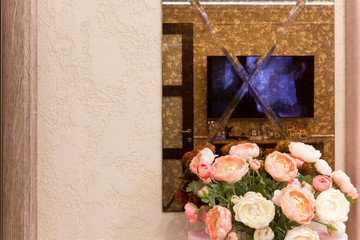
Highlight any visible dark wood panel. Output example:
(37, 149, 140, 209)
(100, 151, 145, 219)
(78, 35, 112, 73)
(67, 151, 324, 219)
(1, 0, 37, 239)
(162, 23, 194, 212)
(163, 148, 185, 159)
(181, 24, 194, 152)
(162, 86, 182, 96)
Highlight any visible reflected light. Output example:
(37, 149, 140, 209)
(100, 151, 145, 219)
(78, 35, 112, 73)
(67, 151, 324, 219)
(162, 1, 334, 5)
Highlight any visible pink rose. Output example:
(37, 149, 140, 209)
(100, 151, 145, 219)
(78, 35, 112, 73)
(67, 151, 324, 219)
(331, 170, 359, 199)
(189, 148, 215, 174)
(331, 170, 350, 186)
(249, 158, 261, 170)
(280, 185, 316, 224)
(288, 178, 302, 188)
(205, 205, 232, 240)
(199, 206, 208, 223)
(197, 163, 211, 184)
(340, 181, 359, 199)
(312, 176, 332, 192)
(185, 203, 198, 224)
(288, 154, 305, 167)
(197, 186, 209, 198)
(229, 143, 260, 160)
(226, 232, 238, 240)
(272, 190, 281, 206)
(211, 155, 249, 183)
(265, 152, 297, 182)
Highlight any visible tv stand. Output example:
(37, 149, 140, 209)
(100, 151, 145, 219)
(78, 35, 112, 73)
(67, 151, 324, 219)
(194, 135, 335, 168)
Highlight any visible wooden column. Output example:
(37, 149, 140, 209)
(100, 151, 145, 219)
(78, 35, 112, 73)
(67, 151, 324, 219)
(1, 0, 37, 239)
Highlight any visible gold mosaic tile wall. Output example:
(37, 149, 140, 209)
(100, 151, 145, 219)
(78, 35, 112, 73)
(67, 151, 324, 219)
(163, 5, 335, 165)
(162, 35, 183, 86)
(162, 96, 183, 149)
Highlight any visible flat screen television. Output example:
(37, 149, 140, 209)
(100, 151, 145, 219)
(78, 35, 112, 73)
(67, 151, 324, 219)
(207, 56, 314, 119)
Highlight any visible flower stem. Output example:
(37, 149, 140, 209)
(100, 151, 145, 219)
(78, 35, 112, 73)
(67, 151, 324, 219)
(252, 170, 255, 185)
(217, 195, 229, 203)
(311, 219, 327, 226)
(231, 183, 236, 195)
(256, 170, 265, 185)
(211, 177, 218, 183)
(311, 219, 337, 231)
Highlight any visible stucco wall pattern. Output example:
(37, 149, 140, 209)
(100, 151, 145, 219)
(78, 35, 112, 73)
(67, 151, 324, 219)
(37, 0, 345, 239)
(38, 0, 202, 239)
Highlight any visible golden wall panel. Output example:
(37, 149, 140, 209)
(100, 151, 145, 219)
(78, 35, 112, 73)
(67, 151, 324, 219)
(162, 34, 183, 86)
(162, 96, 183, 149)
(162, 160, 184, 212)
(164, 5, 334, 162)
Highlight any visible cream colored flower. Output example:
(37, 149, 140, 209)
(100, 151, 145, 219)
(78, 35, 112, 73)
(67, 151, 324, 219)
(231, 195, 240, 205)
(233, 192, 275, 229)
(314, 159, 332, 175)
(288, 142, 321, 163)
(328, 221, 346, 238)
(315, 189, 350, 223)
(284, 227, 319, 240)
(254, 227, 274, 240)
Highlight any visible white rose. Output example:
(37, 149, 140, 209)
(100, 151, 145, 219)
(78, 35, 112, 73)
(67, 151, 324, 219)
(231, 195, 240, 205)
(285, 227, 319, 240)
(314, 159, 332, 175)
(288, 142, 321, 163)
(254, 227, 274, 240)
(233, 192, 275, 229)
(328, 221, 346, 238)
(315, 189, 350, 223)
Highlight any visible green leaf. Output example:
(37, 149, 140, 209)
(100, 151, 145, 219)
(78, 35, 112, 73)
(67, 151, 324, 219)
(304, 175, 313, 184)
(187, 181, 205, 194)
(346, 195, 355, 207)
(260, 172, 267, 179)
(208, 196, 216, 205)
(327, 224, 338, 231)
(245, 235, 253, 240)
(276, 181, 287, 190)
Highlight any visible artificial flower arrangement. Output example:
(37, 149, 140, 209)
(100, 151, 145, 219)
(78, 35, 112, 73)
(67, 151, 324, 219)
(181, 141, 358, 240)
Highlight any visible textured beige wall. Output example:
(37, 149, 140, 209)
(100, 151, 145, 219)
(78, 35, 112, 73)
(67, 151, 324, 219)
(334, 0, 346, 171)
(37, 0, 201, 239)
(37, 0, 346, 239)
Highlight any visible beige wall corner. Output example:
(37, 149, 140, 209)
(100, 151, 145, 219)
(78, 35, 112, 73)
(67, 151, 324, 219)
(334, 0, 346, 171)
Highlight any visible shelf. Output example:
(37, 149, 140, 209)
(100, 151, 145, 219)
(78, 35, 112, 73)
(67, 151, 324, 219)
(194, 135, 334, 145)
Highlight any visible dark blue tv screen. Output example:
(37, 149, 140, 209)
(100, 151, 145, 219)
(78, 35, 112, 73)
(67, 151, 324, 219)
(207, 56, 314, 118)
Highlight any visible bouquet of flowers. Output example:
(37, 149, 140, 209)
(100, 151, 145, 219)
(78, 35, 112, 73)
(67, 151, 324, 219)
(182, 141, 358, 240)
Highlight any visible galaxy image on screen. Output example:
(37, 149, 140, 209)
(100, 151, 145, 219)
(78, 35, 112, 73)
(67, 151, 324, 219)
(207, 56, 314, 118)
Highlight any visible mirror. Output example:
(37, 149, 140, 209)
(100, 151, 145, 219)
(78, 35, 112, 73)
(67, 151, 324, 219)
(162, 0, 335, 212)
